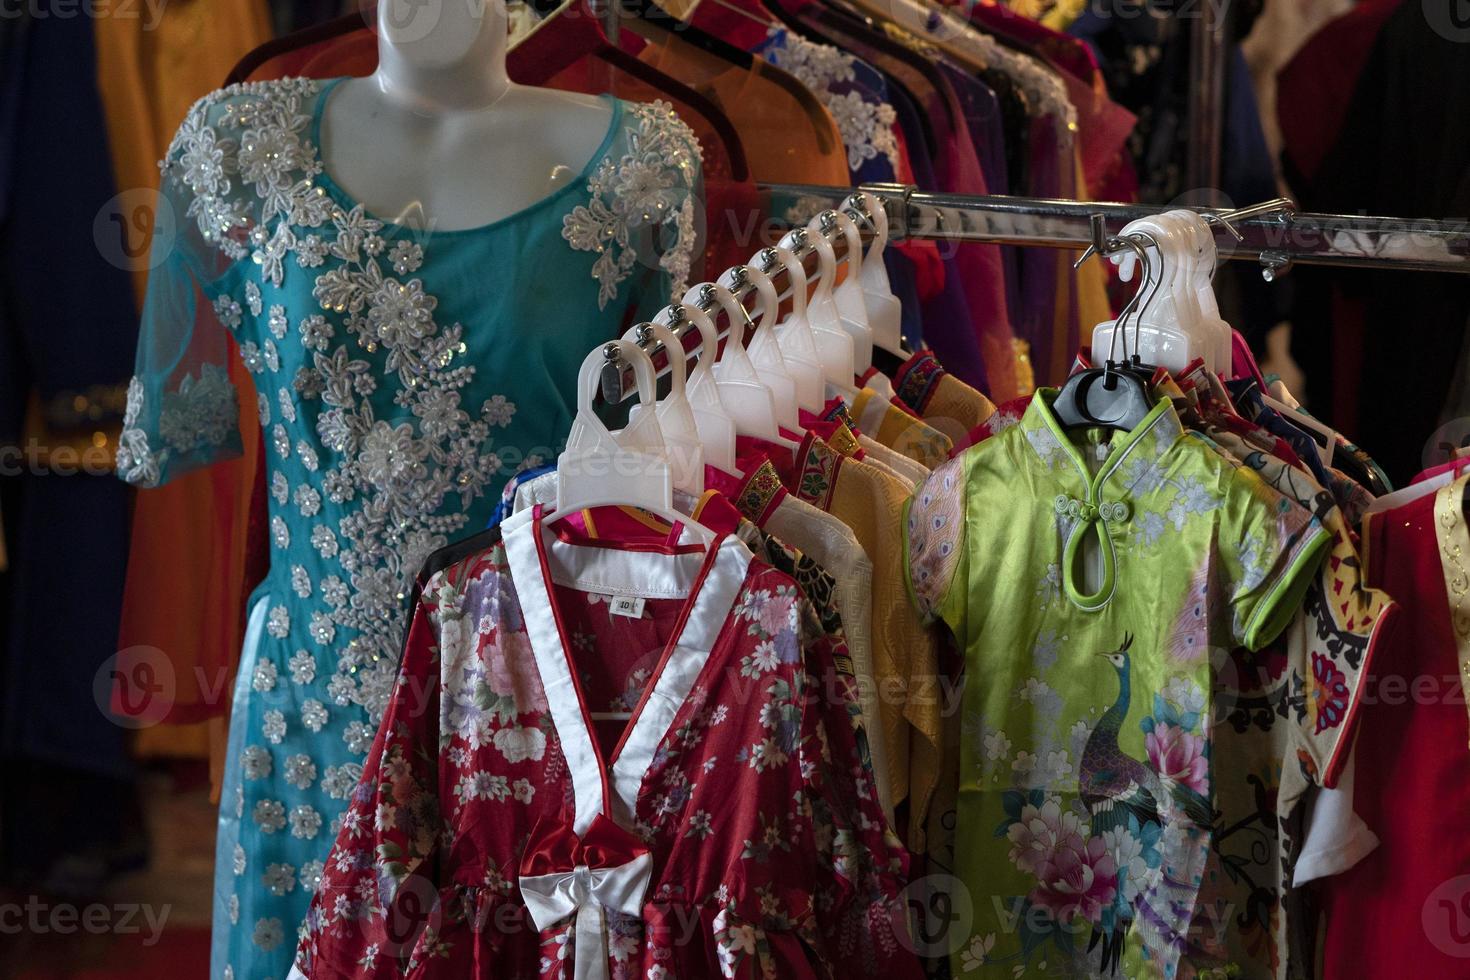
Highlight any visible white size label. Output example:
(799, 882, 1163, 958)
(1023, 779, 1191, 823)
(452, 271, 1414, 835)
(610, 596, 647, 619)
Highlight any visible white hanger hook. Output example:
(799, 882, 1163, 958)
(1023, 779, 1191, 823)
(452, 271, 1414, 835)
(683, 281, 753, 355)
(754, 245, 809, 319)
(654, 303, 720, 374)
(844, 192, 889, 263)
(811, 209, 864, 278)
(625, 321, 687, 398)
(580, 339, 657, 415)
(782, 227, 835, 297)
(717, 265, 780, 333)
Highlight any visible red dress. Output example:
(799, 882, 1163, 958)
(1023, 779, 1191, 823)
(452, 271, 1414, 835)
(293, 509, 922, 979)
(1316, 476, 1470, 978)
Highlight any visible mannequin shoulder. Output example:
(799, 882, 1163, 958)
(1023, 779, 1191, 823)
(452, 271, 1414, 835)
(160, 78, 330, 257)
(168, 78, 325, 151)
(499, 87, 702, 175)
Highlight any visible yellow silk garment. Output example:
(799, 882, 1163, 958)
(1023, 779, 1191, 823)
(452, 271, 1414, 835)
(888, 353, 1000, 440)
(850, 388, 956, 469)
(793, 428, 944, 852)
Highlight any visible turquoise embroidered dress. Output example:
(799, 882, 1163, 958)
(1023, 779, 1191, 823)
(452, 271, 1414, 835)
(904, 392, 1330, 979)
(117, 77, 701, 980)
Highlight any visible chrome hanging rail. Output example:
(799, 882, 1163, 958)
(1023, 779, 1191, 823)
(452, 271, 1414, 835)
(763, 182, 1470, 277)
(601, 183, 1470, 402)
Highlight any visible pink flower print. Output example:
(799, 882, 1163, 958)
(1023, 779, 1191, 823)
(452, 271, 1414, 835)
(756, 594, 797, 637)
(1006, 799, 1085, 875)
(1029, 833, 1118, 924)
(1145, 723, 1209, 795)
(487, 629, 548, 713)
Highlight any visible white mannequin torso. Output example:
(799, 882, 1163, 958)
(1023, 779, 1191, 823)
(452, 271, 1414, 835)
(318, 0, 615, 232)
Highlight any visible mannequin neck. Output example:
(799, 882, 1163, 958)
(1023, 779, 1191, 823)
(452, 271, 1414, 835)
(372, 54, 513, 112)
(372, 0, 514, 113)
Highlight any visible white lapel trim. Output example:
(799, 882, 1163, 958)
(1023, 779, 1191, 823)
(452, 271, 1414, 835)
(503, 516, 608, 836)
(608, 536, 751, 827)
(502, 513, 754, 835)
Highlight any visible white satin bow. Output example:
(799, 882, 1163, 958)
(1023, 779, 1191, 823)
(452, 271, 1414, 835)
(519, 853, 653, 980)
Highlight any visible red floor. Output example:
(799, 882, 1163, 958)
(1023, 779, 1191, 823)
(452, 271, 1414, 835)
(8, 928, 210, 980)
(2, 769, 215, 979)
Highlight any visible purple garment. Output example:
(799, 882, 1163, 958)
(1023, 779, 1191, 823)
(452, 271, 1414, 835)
(781, 4, 1014, 393)
(753, 28, 929, 352)
(917, 69, 1020, 398)
(937, 61, 1021, 339)
(885, 79, 988, 389)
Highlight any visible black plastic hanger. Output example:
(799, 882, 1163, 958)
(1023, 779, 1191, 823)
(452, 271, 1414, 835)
(1052, 235, 1159, 432)
(1051, 362, 1156, 431)
(623, 0, 756, 67)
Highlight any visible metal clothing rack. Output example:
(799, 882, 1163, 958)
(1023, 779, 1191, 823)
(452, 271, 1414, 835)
(601, 181, 1470, 402)
(1186, 0, 1230, 193)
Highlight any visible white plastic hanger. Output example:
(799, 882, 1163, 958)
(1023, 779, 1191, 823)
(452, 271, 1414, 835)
(754, 244, 826, 412)
(548, 340, 716, 544)
(1093, 214, 1214, 374)
(845, 192, 906, 357)
(624, 321, 705, 495)
(681, 282, 794, 447)
(1171, 210, 1233, 373)
(653, 303, 738, 475)
(782, 227, 857, 387)
(812, 209, 875, 373)
(1363, 460, 1467, 516)
(718, 265, 800, 429)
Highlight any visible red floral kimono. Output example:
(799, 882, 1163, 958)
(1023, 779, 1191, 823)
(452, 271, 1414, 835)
(292, 507, 921, 979)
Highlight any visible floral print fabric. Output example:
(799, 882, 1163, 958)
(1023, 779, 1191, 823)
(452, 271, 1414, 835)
(956, 372, 1391, 978)
(904, 391, 1330, 978)
(293, 517, 921, 979)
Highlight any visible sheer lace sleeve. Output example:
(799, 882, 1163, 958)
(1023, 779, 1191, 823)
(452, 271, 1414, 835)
(561, 99, 704, 311)
(117, 83, 312, 485)
(117, 94, 243, 486)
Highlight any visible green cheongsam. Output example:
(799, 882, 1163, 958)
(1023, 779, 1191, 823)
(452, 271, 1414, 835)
(905, 390, 1329, 979)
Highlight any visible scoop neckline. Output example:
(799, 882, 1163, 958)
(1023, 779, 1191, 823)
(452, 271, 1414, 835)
(308, 76, 623, 238)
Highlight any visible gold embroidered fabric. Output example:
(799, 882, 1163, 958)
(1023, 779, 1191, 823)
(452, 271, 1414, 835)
(1434, 474, 1470, 740)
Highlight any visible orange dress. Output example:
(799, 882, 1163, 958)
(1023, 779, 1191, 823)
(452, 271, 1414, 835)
(630, 27, 851, 189)
(98, 0, 273, 769)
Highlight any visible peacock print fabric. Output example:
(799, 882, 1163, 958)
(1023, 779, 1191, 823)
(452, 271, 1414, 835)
(904, 391, 1330, 979)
